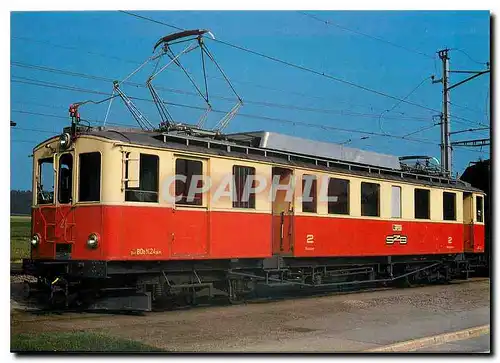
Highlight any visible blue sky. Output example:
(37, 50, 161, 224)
(10, 11, 490, 190)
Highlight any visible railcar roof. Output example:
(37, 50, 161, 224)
(68, 127, 483, 193)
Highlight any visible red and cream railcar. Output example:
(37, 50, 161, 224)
(24, 127, 486, 310)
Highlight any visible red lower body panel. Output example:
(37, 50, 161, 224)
(31, 205, 484, 261)
(32, 205, 272, 260)
(293, 216, 465, 257)
(464, 224, 485, 253)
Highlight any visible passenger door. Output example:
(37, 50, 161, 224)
(463, 192, 474, 252)
(271, 167, 294, 255)
(170, 156, 209, 257)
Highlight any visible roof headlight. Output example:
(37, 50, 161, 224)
(59, 132, 72, 150)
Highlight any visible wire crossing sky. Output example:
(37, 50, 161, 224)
(10, 11, 490, 190)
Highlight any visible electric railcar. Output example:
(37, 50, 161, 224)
(23, 124, 486, 311)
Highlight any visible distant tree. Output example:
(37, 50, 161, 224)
(11, 190, 32, 215)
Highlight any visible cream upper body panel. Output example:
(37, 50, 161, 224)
(31, 133, 485, 225)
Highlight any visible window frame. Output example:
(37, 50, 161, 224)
(37, 157, 55, 205)
(125, 153, 159, 203)
(361, 181, 380, 217)
(232, 165, 256, 209)
(414, 188, 431, 220)
(476, 195, 484, 223)
(78, 151, 102, 203)
(442, 191, 457, 221)
(391, 185, 402, 219)
(175, 157, 204, 206)
(58, 153, 73, 204)
(301, 174, 317, 214)
(327, 177, 350, 215)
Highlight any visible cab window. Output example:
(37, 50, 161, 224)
(58, 153, 73, 204)
(37, 158, 55, 204)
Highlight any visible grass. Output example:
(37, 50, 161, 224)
(11, 215, 31, 262)
(11, 331, 164, 352)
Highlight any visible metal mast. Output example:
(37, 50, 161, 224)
(433, 49, 490, 176)
(436, 49, 451, 176)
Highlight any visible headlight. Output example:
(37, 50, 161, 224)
(87, 233, 99, 249)
(59, 132, 72, 150)
(31, 234, 40, 247)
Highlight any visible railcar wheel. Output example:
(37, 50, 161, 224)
(227, 279, 246, 305)
(394, 274, 414, 288)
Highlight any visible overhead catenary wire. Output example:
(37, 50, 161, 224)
(449, 126, 490, 135)
(11, 76, 439, 144)
(11, 74, 490, 153)
(117, 11, 487, 129)
(8, 97, 485, 157)
(11, 126, 61, 134)
(448, 101, 487, 116)
(378, 76, 432, 134)
(10, 19, 488, 162)
(297, 11, 435, 59)
(11, 107, 489, 157)
(11, 63, 441, 124)
(12, 80, 489, 157)
(11, 59, 484, 128)
(9, 92, 440, 147)
(450, 48, 489, 66)
(11, 61, 390, 116)
(401, 123, 440, 138)
(12, 35, 482, 122)
(10, 109, 128, 129)
(18, 34, 387, 111)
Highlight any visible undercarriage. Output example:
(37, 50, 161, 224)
(22, 254, 475, 312)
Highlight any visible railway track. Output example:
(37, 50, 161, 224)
(10, 263, 23, 275)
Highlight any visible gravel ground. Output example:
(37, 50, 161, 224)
(11, 278, 490, 352)
(11, 275, 37, 284)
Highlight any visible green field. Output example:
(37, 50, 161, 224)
(11, 331, 164, 352)
(11, 215, 31, 262)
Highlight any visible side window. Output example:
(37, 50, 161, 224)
(476, 195, 484, 222)
(443, 192, 456, 221)
(328, 178, 349, 215)
(125, 154, 158, 203)
(79, 152, 101, 202)
(37, 158, 55, 204)
(361, 182, 380, 217)
(58, 153, 73, 204)
(391, 185, 402, 218)
(302, 174, 317, 213)
(233, 165, 256, 209)
(414, 188, 430, 219)
(175, 158, 203, 206)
